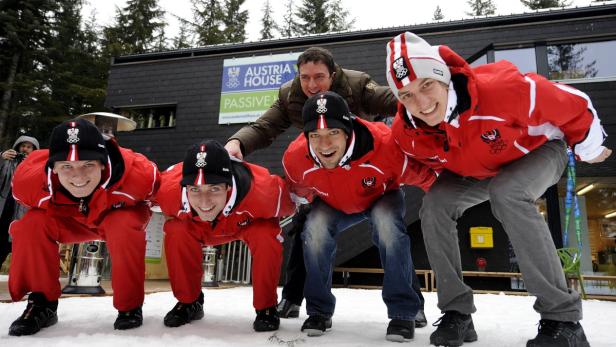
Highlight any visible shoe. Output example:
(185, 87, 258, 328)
(386, 319, 414, 342)
(164, 292, 204, 327)
(526, 319, 590, 347)
(415, 309, 428, 328)
(8, 292, 58, 336)
(301, 315, 332, 337)
(276, 298, 300, 318)
(253, 306, 280, 332)
(114, 306, 143, 330)
(430, 311, 478, 346)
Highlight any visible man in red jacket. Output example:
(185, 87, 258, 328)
(156, 140, 294, 332)
(386, 32, 611, 347)
(8, 118, 160, 336)
(283, 91, 435, 342)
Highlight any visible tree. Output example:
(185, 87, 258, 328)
(192, 0, 225, 45)
(295, 0, 329, 35)
(433, 5, 445, 20)
(173, 21, 194, 49)
(260, 0, 278, 40)
(0, 0, 58, 146)
(548, 44, 597, 80)
(280, 0, 300, 38)
(520, 0, 572, 9)
(328, 0, 355, 32)
(222, 0, 248, 43)
(466, 0, 496, 16)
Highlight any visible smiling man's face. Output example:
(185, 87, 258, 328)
(308, 127, 348, 169)
(186, 183, 231, 222)
(53, 160, 104, 198)
(397, 78, 449, 126)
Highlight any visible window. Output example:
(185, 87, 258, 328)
(119, 105, 176, 129)
(494, 47, 537, 74)
(547, 40, 616, 80)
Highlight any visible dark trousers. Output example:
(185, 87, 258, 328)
(281, 205, 425, 309)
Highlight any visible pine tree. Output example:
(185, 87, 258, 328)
(328, 0, 355, 32)
(260, 0, 278, 40)
(466, 0, 496, 16)
(280, 0, 299, 38)
(192, 0, 225, 45)
(0, 0, 58, 146)
(520, 0, 572, 9)
(173, 21, 194, 48)
(433, 5, 445, 20)
(222, 0, 248, 43)
(295, 0, 329, 35)
(122, 0, 167, 53)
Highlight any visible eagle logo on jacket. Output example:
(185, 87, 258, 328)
(361, 176, 376, 189)
(237, 216, 253, 228)
(480, 128, 507, 154)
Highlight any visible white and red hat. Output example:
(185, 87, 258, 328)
(386, 32, 451, 97)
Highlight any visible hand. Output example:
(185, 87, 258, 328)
(586, 147, 612, 164)
(1, 149, 17, 160)
(224, 139, 244, 160)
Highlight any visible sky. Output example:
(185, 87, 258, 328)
(1, 285, 614, 346)
(81, 0, 604, 45)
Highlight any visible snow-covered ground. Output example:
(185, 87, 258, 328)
(0, 286, 614, 347)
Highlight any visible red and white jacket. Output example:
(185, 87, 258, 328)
(283, 117, 436, 214)
(156, 160, 294, 238)
(12, 139, 160, 227)
(391, 46, 607, 180)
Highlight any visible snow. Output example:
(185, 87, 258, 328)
(0, 287, 614, 346)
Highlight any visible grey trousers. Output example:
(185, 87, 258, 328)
(420, 140, 582, 322)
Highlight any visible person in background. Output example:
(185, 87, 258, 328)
(0, 135, 39, 267)
(386, 31, 610, 347)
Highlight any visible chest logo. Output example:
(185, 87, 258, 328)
(362, 176, 377, 189)
(237, 216, 253, 227)
(480, 128, 507, 154)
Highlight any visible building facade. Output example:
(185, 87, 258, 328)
(106, 4, 616, 295)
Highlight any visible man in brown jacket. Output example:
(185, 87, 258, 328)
(224, 47, 427, 328)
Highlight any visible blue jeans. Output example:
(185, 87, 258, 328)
(301, 189, 419, 320)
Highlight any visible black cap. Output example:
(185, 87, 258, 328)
(47, 118, 108, 169)
(302, 91, 353, 136)
(181, 140, 232, 186)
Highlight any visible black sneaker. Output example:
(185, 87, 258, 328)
(526, 319, 590, 347)
(301, 315, 332, 337)
(114, 306, 143, 330)
(415, 309, 428, 328)
(8, 292, 58, 336)
(276, 298, 300, 318)
(164, 292, 204, 327)
(430, 311, 478, 346)
(253, 306, 280, 332)
(386, 319, 414, 342)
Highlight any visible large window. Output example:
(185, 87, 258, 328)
(548, 40, 616, 80)
(494, 47, 537, 74)
(119, 105, 176, 129)
(558, 177, 616, 296)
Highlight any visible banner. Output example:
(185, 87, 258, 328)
(219, 52, 301, 124)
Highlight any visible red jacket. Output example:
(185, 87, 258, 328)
(12, 140, 160, 227)
(392, 46, 607, 180)
(283, 117, 436, 214)
(156, 160, 294, 238)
